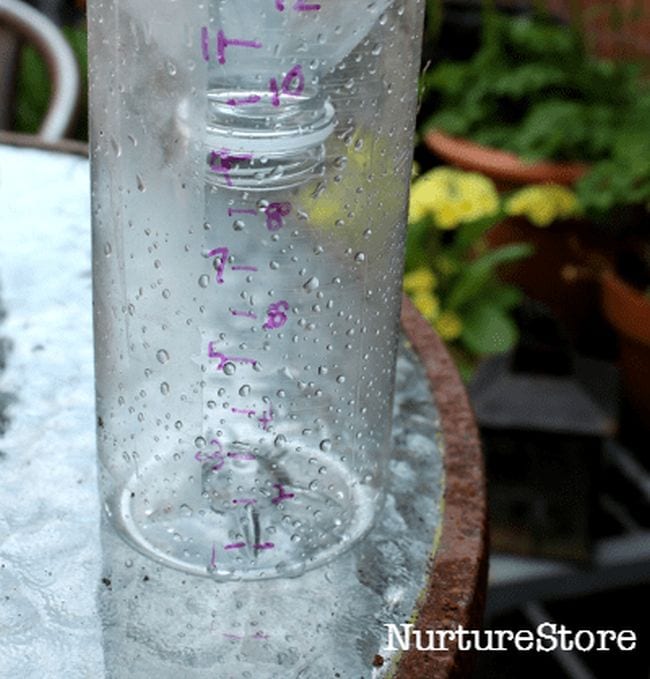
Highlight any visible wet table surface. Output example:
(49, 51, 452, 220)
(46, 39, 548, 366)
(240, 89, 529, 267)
(0, 143, 485, 679)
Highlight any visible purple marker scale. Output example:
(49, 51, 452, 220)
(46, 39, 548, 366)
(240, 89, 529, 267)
(89, 0, 424, 579)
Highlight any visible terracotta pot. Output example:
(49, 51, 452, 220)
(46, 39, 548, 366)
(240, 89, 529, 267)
(424, 129, 589, 190)
(424, 130, 614, 349)
(601, 270, 650, 424)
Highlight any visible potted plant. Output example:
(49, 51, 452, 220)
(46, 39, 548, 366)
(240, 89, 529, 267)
(404, 166, 533, 376)
(418, 5, 650, 346)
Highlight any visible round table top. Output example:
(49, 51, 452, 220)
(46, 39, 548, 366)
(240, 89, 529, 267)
(0, 140, 486, 678)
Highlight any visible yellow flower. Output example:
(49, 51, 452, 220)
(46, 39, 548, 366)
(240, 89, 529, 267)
(408, 167, 500, 228)
(435, 311, 463, 341)
(505, 185, 579, 227)
(403, 268, 437, 293)
(412, 291, 440, 321)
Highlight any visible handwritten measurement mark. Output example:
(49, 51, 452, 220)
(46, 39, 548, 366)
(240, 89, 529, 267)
(228, 208, 257, 217)
(223, 633, 245, 641)
(226, 94, 262, 106)
(253, 542, 275, 550)
(210, 544, 217, 569)
(231, 407, 256, 417)
(272, 483, 296, 504)
(231, 265, 258, 272)
(229, 404, 274, 431)
(229, 308, 257, 318)
(224, 542, 247, 550)
(227, 451, 257, 461)
(232, 498, 257, 506)
(275, 0, 321, 10)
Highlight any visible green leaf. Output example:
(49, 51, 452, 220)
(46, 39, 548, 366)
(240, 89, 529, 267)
(446, 243, 534, 311)
(461, 304, 519, 355)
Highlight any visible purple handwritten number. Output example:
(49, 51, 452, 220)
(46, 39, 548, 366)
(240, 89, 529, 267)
(207, 246, 228, 283)
(269, 77, 281, 107)
(293, 0, 321, 9)
(272, 483, 296, 504)
(263, 300, 289, 330)
(257, 407, 274, 431)
(282, 65, 305, 97)
(208, 150, 253, 187)
(201, 27, 210, 62)
(195, 439, 225, 471)
(264, 201, 291, 231)
(216, 30, 262, 65)
(275, 0, 285, 9)
(269, 65, 305, 108)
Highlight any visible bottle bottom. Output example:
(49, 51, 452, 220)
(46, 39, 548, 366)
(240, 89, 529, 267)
(109, 448, 377, 580)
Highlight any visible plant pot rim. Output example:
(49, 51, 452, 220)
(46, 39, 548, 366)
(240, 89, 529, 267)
(602, 269, 650, 346)
(424, 129, 589, 187)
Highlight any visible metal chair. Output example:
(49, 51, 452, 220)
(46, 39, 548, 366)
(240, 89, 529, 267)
(0, 0, 79, 141)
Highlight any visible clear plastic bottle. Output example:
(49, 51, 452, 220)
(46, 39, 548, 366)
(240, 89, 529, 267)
(89, 0, 424, 579)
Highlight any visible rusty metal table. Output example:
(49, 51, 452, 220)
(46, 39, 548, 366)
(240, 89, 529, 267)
(0, 140, 486, 679)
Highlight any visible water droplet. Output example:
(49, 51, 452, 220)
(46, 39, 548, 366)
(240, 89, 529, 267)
(175, 420, 183, 430)
(309, 480, 319, 491)
(166, 60, 177, 76)
(160, 382, 170, 395)
(223, 362, 236, 375)
(198, 274, 210, 288)
(124, 559, 133, 567)
(194, 436, 206, 448)
(110, 137, 121, 157)
(104, 242, 112, 256)
(274, 434, 287, 448)
(303, 276, 319, 292)
(354, 252, 366, 262)
(154, 259, 162, 269)
(319, 439, 332, 452)
(162, 288, 171, 299)
(136, 175, 146, 192)
(238, 384, 251, 397)
(363, 228, 372, 239)
(156, 349, 170, 364)
(127, 134, 138, 147)
(336, 375, 346, 384)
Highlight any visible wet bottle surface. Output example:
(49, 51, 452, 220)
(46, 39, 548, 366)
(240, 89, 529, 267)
(90, 0, 424, 579)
